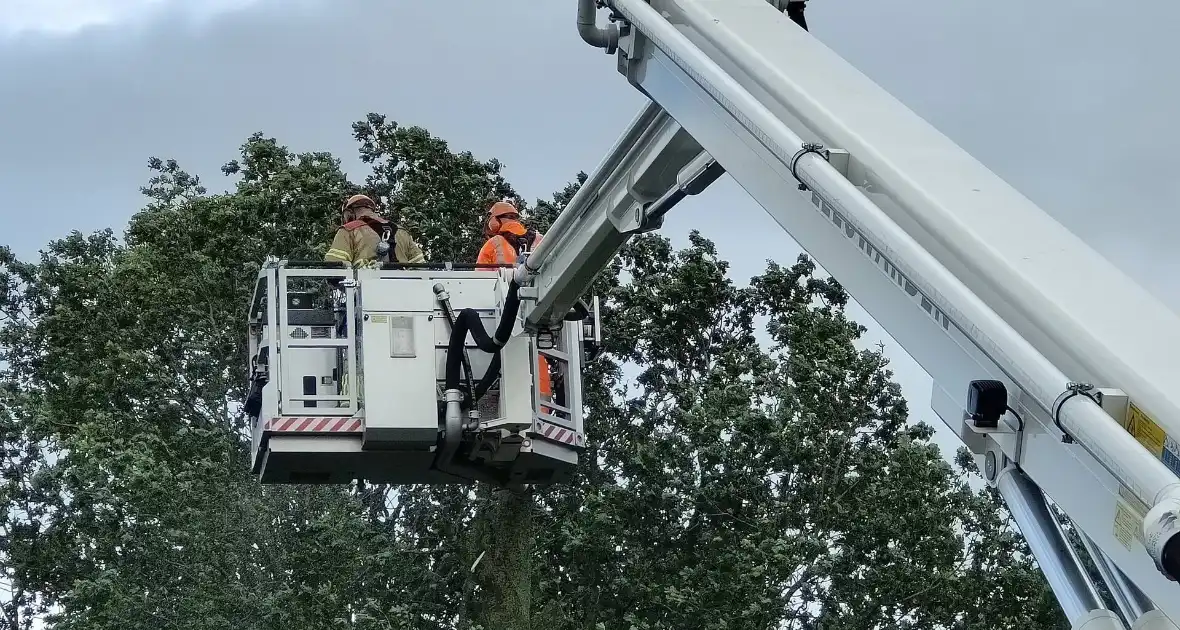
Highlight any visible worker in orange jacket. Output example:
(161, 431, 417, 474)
(477, 200, 543, 265)
(477, 201, 553, 410)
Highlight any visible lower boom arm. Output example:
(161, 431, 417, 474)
(514, 102, 723, 333)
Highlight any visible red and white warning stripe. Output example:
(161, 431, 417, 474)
(534, 420, 583, 446)
(265, 416, 363, 433)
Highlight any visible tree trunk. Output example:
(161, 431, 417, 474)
(473, 486, 534, 630)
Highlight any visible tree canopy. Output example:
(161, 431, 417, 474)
(0, 115, 1068, 629)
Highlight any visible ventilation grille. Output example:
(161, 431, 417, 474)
(477, 390, 500, 420)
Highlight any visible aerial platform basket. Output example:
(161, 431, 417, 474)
(244, 258, 598, 488)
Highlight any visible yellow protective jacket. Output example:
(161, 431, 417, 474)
(325, 217, 425, 267)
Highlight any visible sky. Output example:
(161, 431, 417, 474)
(2, 0, 1180, 464)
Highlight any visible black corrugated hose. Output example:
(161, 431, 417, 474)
(444, 281, 521, 394)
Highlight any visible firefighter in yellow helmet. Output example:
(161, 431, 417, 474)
(325, 194, 424, 407)
(325, 194, 425, 268)
(475, 201, 553, 407)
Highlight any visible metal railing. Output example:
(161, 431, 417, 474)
(274, 264, 359, 416)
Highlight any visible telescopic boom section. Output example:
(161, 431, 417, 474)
(516, 0, 1180, 625)
(516, 103, 723, 332)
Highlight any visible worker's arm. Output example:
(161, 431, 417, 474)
(394, 229, 426, 264)
(324, 228, 356, 264)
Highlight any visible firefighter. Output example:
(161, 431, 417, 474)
(324, 195, 423, 407)
(476, 201, 554, 409)
(476, 200, 542, 265)
(325, 194, 426, 267)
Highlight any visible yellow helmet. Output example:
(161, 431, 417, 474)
(342, 194, 377, 213)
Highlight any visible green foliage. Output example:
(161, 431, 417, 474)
(0, 115, 1069, 630)
(351, 113, 523, 262)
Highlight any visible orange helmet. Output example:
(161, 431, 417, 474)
(484, 200, 525, 237)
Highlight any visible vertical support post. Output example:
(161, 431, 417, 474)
(531, 333, 543, 421)
(276, 264, 292, 414)
(994, 466, 1123, 628)
(344, 278, 359, 412)
(267, 266, 283, 415)
(562, 318, 585, 445)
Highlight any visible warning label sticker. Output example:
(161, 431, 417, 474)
(1114, 485, 1149, 550)
(1124, 402, 1180, 476)
(1114, 498, 1147, 550)
(1110, 401, 1180, 550)
(1126, 403, 1165, 456)
(1165, 436, 1180, 477)
(1119, 484, 1150, 516)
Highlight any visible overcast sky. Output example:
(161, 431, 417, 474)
(3, 0, 1179, 462)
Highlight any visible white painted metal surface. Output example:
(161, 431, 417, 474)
(247, 263, 585, 487)
(358, 272, 494, 449)
(657, 0, 1180, 456)
(529, 0, 1180, 622)
(995, 464, 1113, 626)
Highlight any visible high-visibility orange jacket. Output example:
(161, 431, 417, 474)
(477, 233, 553, 403)
(476, 232, 543, 265)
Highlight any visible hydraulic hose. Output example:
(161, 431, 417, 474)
(438, 297, 476, 401)
(494, 281, 521, 343)
(474, 353, 501, 402)
(444, 281, 521, 392)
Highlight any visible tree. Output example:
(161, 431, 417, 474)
(531, 235, 1067, 629)
(0, 244, 61, 630)
(0, 115, 1071, 630)
(351, 113, 525, 263)
(0, 135, 407, 629)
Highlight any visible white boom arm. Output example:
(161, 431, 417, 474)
(516, 0, 1180, 626)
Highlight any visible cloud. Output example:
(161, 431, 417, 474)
(0, 0, 644, 258)
(0, 0, 262, 37)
